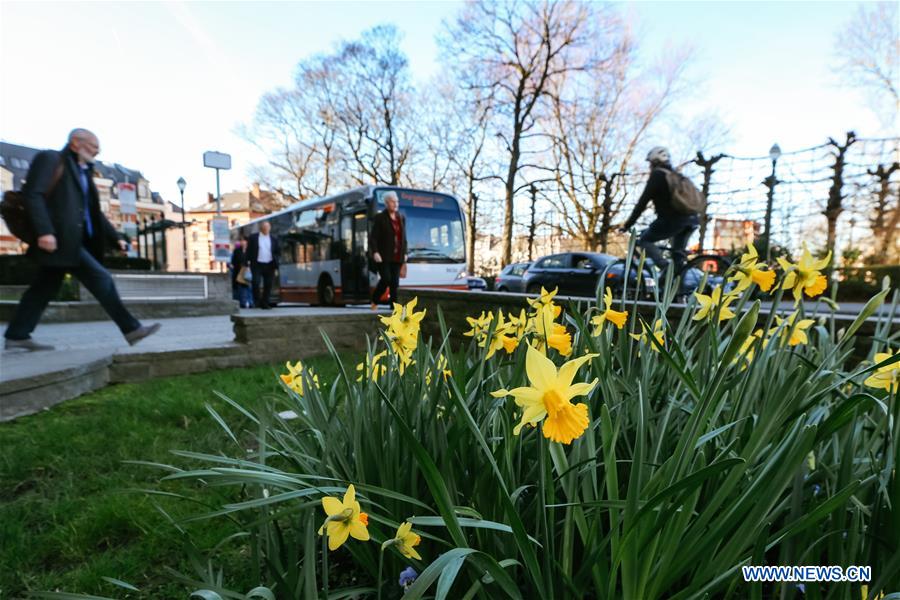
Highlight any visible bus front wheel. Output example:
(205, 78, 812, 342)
(318, 276, 336, 306)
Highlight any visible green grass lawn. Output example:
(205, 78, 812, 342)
(0, 357, 344, 599)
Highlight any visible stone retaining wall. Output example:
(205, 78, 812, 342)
(398, 288, 894, 357)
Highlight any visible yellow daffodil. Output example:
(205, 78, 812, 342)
(590, 288, 628, 336)
(426, 354, 453, 386)
(693, 286, 738, 322)
(630, 319, 666, 352)
(770, 311, 815, 347)
(531, 303, 572, 356)
(777, 243, 830, 304)
(392, 522, 422, 560)
(507, 308, 531, 340)
(491, 345, 598, 444)
(280, 360, 319, 395)
(356, 351, 387, 382)
(728, 243, 776, 293)
(463, 311, 493, 341)
(734, 328, 767, 370)
(481, 311, 518, 358)
(380, 297, 426, 373)
(318, 484, 370, 551)
(527, 286, 560, 314)
(864, 350, 899, 393)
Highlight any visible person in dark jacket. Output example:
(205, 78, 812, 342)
(245, 221, 279, 309)
(369, 191, 407, 308)
(3, 129, 160, 351)
(619, 146, 699, 272)
(230, 237, 252, 308)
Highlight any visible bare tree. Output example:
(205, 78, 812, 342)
(834, 2, 899, 129)
(545, 34, 691, 251)
(334, 25, 416, 186)
(866, 161, 900, 263)
(442, 0, 617, 265)
(239, 84, 339, 200)
(243, 25, 416, 195)
(824, 131, 858, 267)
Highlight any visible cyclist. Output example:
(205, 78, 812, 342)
(618, 146, 699, 274)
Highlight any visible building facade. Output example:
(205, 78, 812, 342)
(184, 184, 294, 272)
(0, 142, 164, 257)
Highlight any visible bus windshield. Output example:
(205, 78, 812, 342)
(375, 189, 465, 263)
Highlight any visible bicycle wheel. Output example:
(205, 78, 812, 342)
(604, 259, 654, 300)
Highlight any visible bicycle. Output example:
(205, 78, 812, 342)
(605, 245, 732, 302)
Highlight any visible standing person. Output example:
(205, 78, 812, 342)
(246, 221, 279, 309)
(369, 191, 407, 309)
(3, 129, 160, 351)
(619, 146, 700, 273)
(230, 237, 252, 309)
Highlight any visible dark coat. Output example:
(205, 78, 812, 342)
(369, 210, 407, 264)
(230, 246, 247, 284)
(246, 232, 280, 266)
(23, 148, 121, 267)
(623, 166, 677, 229)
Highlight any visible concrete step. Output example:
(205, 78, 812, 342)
(1, 307, 384, 420)
(0, 354, 111, 421)
(0, 298, 237, 323)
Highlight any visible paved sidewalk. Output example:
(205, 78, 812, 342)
(0, 315, 234, 383)
(0, 305, 388, 385)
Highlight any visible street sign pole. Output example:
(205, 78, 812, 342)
(215, 168, 221, 215)
(203, 151, 232, 270)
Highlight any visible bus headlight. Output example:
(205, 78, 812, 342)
(456, 269, 468, 279)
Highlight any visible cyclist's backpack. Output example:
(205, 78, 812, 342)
(658, 167, 703, 215)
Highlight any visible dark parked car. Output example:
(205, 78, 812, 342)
(523, 252, 653, 298)
(604, 260, 658, 298)
(495, 261, 532, 292)
(467, 276, 487, 291)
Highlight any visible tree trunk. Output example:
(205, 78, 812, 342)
(823, 132, 857, 268)
(467, 189, 478, 275)
(502, 158, 519, 266)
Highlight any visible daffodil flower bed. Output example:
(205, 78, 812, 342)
(149, 243, 898, 599)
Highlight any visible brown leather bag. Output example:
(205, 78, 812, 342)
(0, 158, 65, 245)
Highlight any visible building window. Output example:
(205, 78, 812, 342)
(192, 231, 199, 242)
(192, 251, 199, 260)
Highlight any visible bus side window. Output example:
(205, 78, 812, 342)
(281, 240, 294, 264)
(341, 216, 353, 254)
(355, 213, 367, 253)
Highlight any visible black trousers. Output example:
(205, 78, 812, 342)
(251, 262, 276, 308)
(371, 262, 402, 306)
(5, 247, 141, 340)
(637, 214, 699, 272)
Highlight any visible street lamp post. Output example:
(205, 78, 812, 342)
(177, 177, 188, 271)
(762, 143, 782, 261)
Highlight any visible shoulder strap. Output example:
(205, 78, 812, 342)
(45, 156, 66, 197)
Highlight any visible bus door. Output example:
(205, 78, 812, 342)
(341, 210, 371, 301)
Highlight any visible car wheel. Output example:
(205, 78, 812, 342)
(318, 276, 336, 306)
(526, 283, 542, 295)
(497, 285, 507, 292)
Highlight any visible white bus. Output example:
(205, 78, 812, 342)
(233, 186, 468, 305)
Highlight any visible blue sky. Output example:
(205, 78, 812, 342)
(0, 1, 888, 208)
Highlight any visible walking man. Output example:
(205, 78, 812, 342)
(369, 191, 407, 308)
(619, 146, 700, 273)
(246, 221, 279, 309)
(4, 129, 160, 351)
